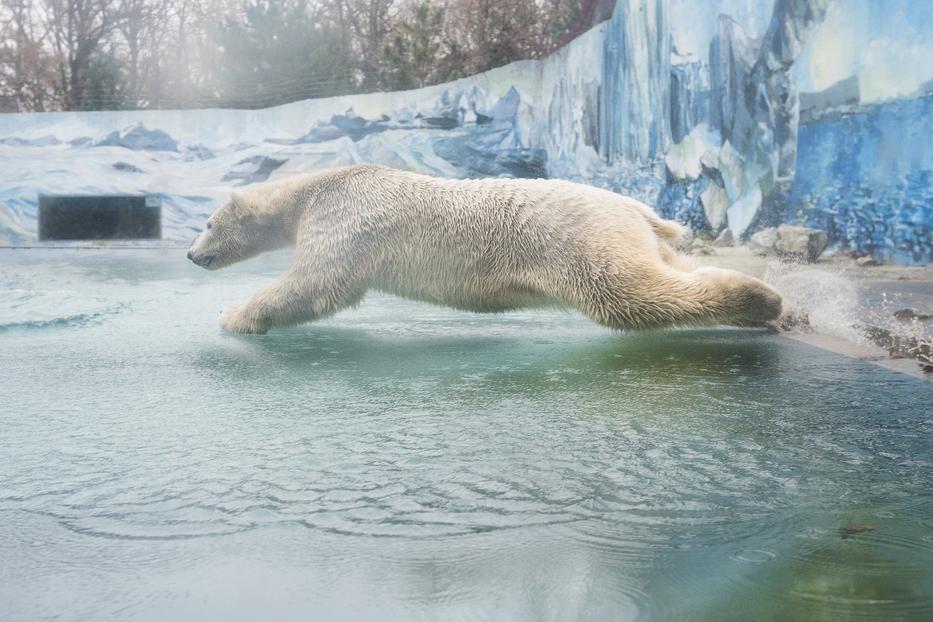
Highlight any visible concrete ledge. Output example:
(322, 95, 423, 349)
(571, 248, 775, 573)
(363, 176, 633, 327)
(780, 331, 930, 381)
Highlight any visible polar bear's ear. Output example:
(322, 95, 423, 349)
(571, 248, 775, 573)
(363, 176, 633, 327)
(230, 191, 247, 210)
(230, 190, 254, 215)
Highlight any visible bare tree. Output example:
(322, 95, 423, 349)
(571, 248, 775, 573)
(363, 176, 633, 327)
(42, 0, 127, 109)
(162, 0, 228, 106)
(1, 0, 592, 111)
(333, 0, 395, 91)
(444, 0, 543, 75)
(116, 0, 173, 104)
(0, 0, 58, 110)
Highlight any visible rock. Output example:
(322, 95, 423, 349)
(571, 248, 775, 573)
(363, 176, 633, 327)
(894, 308, 932, 321)
(855, 255, 881, 267)
(712, 227, 734, 247)
(775, 224, 828, 263)
(749, 227, 778, 256)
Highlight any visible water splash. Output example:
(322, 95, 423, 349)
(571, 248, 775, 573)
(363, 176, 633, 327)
(764, 261, 931, 371)
(764, 262, 862, 341)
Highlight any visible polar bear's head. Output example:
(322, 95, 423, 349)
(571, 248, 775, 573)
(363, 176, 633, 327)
(187, 191, 288, 270)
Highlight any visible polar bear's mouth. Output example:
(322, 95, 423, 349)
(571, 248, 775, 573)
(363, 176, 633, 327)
(187, 252, 216, 269)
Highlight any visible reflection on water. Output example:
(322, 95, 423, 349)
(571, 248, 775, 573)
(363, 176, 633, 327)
(0, 250, 931, 621)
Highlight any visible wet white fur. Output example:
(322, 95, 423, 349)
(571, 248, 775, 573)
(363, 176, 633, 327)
(188, 165, 783, 334)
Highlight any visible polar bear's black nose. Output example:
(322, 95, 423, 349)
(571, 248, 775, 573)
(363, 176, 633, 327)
(186, 250, 194, 260)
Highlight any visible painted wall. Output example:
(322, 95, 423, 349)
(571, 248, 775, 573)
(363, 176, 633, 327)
(0, 0, 929, 263)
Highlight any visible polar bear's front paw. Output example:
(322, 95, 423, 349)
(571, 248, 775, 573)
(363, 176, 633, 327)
(219, 303, 267, 334)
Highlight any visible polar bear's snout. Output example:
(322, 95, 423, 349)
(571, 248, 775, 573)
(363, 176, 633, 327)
(187, 250, 216, 268)
(187, 231, 218, 269)
(187, 245, 217, 269)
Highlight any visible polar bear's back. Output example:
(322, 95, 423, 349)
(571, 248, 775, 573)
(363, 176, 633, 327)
(303, 166, 682, 312)
(443, 175, 686, 241)
(312, 166, 676, 251)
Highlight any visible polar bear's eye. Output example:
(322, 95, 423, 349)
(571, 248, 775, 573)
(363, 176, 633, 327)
(206, 222, 213, 230)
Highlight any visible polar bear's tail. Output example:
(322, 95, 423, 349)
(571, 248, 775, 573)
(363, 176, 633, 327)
(650, 217, 688, 241)
(626, 199, 688, 242)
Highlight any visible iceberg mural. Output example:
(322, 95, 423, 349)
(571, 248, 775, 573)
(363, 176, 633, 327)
(599, 0, 671, 163)
(0, 0, 929, 263)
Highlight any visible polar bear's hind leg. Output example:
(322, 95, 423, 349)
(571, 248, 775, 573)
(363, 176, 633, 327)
(570, 264, 783, 331)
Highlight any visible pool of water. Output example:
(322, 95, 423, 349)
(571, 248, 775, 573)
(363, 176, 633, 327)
(1, 250, 931, 621)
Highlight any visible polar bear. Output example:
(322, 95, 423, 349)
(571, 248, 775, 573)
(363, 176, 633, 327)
(187, 165, 783, 334)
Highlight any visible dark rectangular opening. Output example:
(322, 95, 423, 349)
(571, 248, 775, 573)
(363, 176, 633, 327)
(39, 195, 161, 240)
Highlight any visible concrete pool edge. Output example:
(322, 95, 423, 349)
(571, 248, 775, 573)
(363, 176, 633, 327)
(778, 331, 930, 381)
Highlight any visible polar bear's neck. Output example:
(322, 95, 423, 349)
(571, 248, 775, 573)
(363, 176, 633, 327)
(237, 167, 382, 245)
(234, 174, 320, 245)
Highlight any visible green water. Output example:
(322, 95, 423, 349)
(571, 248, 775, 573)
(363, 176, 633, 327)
(1, 250, 931, 621)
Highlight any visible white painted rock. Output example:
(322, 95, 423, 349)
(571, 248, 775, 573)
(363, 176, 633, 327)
(749, 227, 778, 256)
(712, 227, 734, 247)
